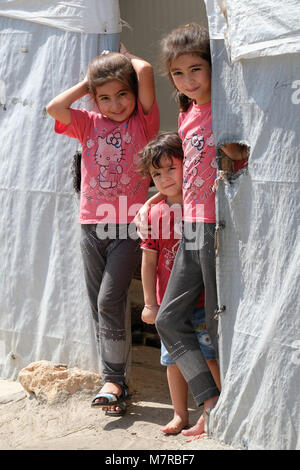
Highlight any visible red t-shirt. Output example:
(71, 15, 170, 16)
(141, 200, 205, 307)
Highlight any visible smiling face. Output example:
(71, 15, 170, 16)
(170, 53, 211, 105)
(95, 79, 136, 122)
(150, 155, 183, 205)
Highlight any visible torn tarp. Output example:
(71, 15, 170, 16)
(220, 0, 300, 62)
(204, 0, 300, 451)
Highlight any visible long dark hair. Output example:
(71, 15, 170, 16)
(71, 150, 81, 193)
(160, 23, 211, 112)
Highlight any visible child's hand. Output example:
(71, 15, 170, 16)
(134, 203, 150, 239)
(119, 42, 130, 56)
(221, 143, 248, 160)
(82, 75, 90, 93)
(141, 305, 159, 324)
(134, 192, 164, 239)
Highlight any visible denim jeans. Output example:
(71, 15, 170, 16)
(80, 224, 139, 384)
(160, 307, 216, 366)
(156, 222, 219, 406)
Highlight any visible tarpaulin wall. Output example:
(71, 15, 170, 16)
(0, 0, 122, 379)
(205, 0, 300, 450)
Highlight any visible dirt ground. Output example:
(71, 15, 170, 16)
(0, 345, 235, 451)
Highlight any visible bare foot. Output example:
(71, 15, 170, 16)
(181, 395, 219, 440)
(160, 413, 189, 435)
(181, 413, 205, 438)
(105, 404, 124, 413)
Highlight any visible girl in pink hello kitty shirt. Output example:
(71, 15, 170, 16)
(47, 45, 160, 416)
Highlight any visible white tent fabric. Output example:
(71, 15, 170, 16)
(0, 2, 121, 379)
(0, 0, 122, 33)
(1, 0, 299, 451)
(216, 0, 300, 62)
(205, 0, 300, 450)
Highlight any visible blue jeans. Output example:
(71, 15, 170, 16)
(161, 307, 216, 366)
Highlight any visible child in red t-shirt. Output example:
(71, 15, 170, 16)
(138, 132, 220, 434)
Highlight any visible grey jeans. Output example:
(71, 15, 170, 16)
(155, 222, 220, 406)
(80, 224, 139, 384)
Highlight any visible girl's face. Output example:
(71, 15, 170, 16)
(170, 53, 211, 105)
(95, 79, 136, 122)
(149, 155, 183, 205)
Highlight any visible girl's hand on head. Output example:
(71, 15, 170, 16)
(141, 305, 159, 324)
(82, 75, 90, 93)
(120, 42, 129, 56)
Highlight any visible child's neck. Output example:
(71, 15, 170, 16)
(166, 193, 182, 206)
(195, 96, 211, 106)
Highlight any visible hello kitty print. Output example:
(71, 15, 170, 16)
(94, 130, 125, 190)
(80, 123, 141, 213)
(54, 100, 160, 224)
(178, 101, 217, 223)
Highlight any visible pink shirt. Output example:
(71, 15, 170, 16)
(141, 200, 204, 307)
(55, 100, 160, 224)
(179, 101, 217, 223)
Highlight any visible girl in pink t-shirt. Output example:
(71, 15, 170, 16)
(46, 45, 160, 416)
(136, 24, 247, 438)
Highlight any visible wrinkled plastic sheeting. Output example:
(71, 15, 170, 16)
(204, 0, 300, 450)
(211, 0, 300, 62)
(0, 16, 108, 379)
(0, 0, 122, 34)
(205, 0, 226, 40)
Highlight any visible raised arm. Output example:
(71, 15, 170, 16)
(46, 78, 90, 125)
(120, 43, 156, 115)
